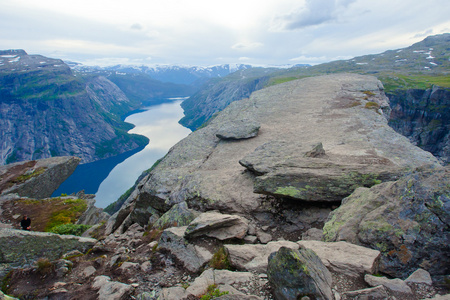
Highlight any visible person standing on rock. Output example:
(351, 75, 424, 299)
(20, 215, 31, 230)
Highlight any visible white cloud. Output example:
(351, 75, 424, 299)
(271, 0, 356, 31)
(1, 0, 449, 66)
(231, 42, 264, 51)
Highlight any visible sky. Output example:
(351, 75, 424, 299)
(1, 0, 450, 67)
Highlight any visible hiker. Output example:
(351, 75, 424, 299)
(20, 215, 31, 230)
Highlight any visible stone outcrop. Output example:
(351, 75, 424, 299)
(0, 228, 96, 277)
(323, 166, 449, 278)
(267, 247, 333, 300)
(113, 74, 440, 236)
(297, 240, 381, 278)
(0, 156, 80, 199)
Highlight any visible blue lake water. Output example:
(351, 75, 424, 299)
(53, 100, 191, 208)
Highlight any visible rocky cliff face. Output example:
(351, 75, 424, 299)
(108, 74, 440, 236)
(388, 87, 450, 165)
(0, 50, 148, 165)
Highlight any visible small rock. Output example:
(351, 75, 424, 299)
(244, 235, 258, 244)
(341, 286, 389, 300)
(82, 266, 96, 277)
(405, 268, 433, 285)
(256, 230, 272, 244)
(301, 228, 323, 241)
(364, 274, 413, 295)
(304, 142, 326, 158)
(148, 241, 158, 249)
(185, 212, 249, 240)
(92, 276, 133, 300)
(140, 261, 152, 272)
(119, 262, 140, 275)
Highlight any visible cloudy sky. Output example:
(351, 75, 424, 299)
(2, 0, 449, 67)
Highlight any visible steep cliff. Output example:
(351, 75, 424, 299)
(0, 50, 148, 165)
(388, 86, 450, 165)
(179, 68, 277, 130)
(108, 74, 440, 235)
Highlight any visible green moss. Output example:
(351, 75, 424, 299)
(275, 185, 315, 198)
(365, 101, 380, 110)
(323, 214, 345, 242)
(1, 270, 13, 294)
(209, 247, 231, 270)
(200, 284, 229, 300)
(12, 167, 47, 184)
(363, 90, 376, 96)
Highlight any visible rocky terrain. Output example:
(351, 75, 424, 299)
(177, 34, 450, 165)
(0, 74, 449, 300)
(0, 50, 149, 165)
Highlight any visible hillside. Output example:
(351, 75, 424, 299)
(0, 50, 149, 165)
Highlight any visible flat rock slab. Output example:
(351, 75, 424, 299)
(225, 240, 299, 273)
(297, 240, 380, 277)
(365, 274, 413, 295)
(122, 74, 440, 230)
(185, 212, 249, 240)
(0, 228, 96, 275)
(341, 285, 389, 300)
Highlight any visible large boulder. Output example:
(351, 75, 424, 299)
(297, 240, 381, 278)
(0, 157, 80, 199)
(158, 226, 212, 273)
(323, 167, 449, 278)
(0, 228, 96, 277)
(225, 241, 299, 273)
(112, 74, 439, 231)
(267, 247, 333, 300)
(184, 212, 249, 240)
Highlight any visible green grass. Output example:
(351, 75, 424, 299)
(378, 73, 450, 92)
(44, 198, 88, 231)
(49, 224, 92, 236)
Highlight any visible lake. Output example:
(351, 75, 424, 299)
(52, 99, 191, 208)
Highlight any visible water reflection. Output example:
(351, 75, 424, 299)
(53, 100, 191, 208)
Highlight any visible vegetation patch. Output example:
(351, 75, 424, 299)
(49, 223, 92, 236)
(200, 284, 229, 300)
(5, 197, 88, 232)
(364, 101, 380, 110)
(36, 258, 54, 276)
(209, 247, 231, 270)
(11, 167, 46, 184)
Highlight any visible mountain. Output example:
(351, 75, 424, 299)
(179, 67, 281, 129)
(72, 63, 255, 86)
(0, 50, 149, 165)
(177, 34, 450, 163)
